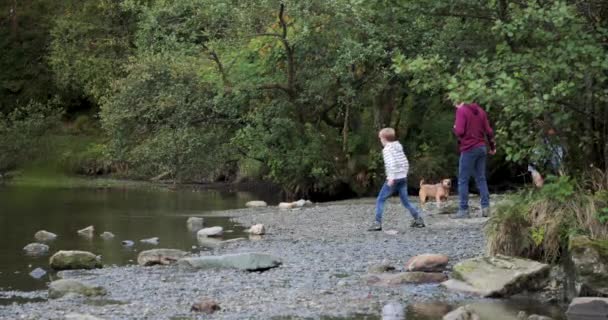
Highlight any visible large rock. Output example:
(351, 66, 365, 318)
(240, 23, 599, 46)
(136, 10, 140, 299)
(406, 254, 449, 272)
(48, 279, 106, 299)
(197, 226, 223, 238)
(443, 306, 480, 320)
(77, 225, 95, 238)
(364, 272, 447, 286)
(566, 297, 608, 319)
(34, 230, 57, 242)
(65, 314, 106, 320)
(246, 224, 266, 235)
(50, 250, 102, 270)
(569, 235, 608, 297)
(191, 298, 221, 314)
(245, 201, 268, 208)
(450, 255, 550, 297)
(23, 243, 50, 256)
(187, 217, 204, 232)
(137, 249, 188, 266)
(178, 252, 282, 271)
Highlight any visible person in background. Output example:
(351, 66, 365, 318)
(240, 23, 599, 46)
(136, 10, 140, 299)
(452, 102, 496, 218)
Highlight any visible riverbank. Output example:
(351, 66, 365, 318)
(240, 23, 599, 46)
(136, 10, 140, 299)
(0, 197, 561, 320)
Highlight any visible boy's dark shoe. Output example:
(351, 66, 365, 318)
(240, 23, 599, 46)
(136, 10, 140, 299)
(450, 210, 470, 219)
(410, 217, 425, 228)
(367, 221, 382, 231)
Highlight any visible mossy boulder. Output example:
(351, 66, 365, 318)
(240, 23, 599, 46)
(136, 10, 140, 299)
(48, 279, 106, 299)
(50, 250, 102, 270)
(569, 235, 608, 297)
(450, 255, 550, 297)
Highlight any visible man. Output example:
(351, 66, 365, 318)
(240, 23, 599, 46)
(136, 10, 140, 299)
(453, 102, 496, 218)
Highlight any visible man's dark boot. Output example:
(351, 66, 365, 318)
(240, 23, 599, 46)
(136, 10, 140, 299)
(450, 209, 470, 219)
(410, 217, 425, 228)
(367, 221, 382, 231)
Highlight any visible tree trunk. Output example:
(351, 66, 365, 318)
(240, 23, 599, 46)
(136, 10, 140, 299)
(9, 0, 19, 42)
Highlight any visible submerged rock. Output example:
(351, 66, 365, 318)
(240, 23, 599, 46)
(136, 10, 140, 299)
(245, 201, 268, 208)
(77, 226, 95, 238)
(246, 224, 266, 235)
(567, 297, 608, 319)
(197, 227, 223, 238)
(140, 237, 160, 245)
(569, 235, 608, 297)
(99, 232, 115, 240)
(29, 267, 47, 279)
(187, 217, 204, 232)
(137, 249, 188, 266)
(34, 230, 57, 242)
(50, 250, 102, 270)
(443, 305, 480, 320)
(178, 252, 282, 271)
(23, 243, 50, 256)
(48, 279, 106, 299)
(191, 298, 221, 314)
(406, 254, 449, 272)
(121, 240, 134, 247)
(448, 255, 550, 297)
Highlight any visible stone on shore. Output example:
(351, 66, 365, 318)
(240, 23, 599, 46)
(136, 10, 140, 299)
(278, 202, 295, 209)
(566, 297, 608, 319)
(450, 255, 550, 297)
(187, 217, 204, 232)
(246, 224, 266, 235)
(34, 230, 57, 242)
(140, 237, 160, 245)
(198, 237, 246, 249)
(569, 235, 608, 296)
(365, 272, 447, 286)
(197, 226, 223, 238)
(406, 254, 449, 272)
(23, 243, 50, 256)
(178, 252, 282, 271)
(368, 263, 395, 274)
(245, 201, 268, 208)
(50, 250, 102, 270)
(77, 226, 94, 238)
(100, 232, 115, 240)
(137, 249, 188, 266)
(191, 298, 221, 314)
(443, 305, 480, 320)
(65, 314, 106, 320)
(48, 279, 106, 299)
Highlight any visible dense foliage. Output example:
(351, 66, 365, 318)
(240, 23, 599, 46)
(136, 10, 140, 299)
(2, 0, 608, 197)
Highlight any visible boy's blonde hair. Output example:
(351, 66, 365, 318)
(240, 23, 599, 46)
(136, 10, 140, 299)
(379, 128, 396, 142)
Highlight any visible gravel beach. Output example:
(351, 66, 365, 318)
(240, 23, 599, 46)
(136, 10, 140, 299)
(0, 197, 490, 320)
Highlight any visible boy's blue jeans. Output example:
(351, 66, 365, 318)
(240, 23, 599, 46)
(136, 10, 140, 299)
(375, 178, 421, 223)
(458, 145, 490, 211)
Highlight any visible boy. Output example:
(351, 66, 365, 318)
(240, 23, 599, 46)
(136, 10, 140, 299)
(368, 128, 425, 231)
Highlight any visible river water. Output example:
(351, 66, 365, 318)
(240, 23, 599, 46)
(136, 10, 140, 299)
(0, 184, 274, 292)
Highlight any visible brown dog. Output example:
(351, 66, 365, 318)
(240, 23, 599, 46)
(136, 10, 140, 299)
(419, 179, 452, 206)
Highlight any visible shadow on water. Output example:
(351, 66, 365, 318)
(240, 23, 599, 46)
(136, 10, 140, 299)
(0, 184, 278, 293)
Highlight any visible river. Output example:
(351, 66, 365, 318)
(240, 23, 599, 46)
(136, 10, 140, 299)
(0, 184, 275, 293)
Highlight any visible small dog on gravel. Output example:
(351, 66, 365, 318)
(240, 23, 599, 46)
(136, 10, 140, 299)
(419, 179, 451, 206)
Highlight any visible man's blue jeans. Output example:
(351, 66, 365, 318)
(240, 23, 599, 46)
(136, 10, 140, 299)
(458, 145, 490, 211)
(375, 178, 421, 223)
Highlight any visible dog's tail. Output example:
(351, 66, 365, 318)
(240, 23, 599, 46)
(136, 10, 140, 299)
(420, 179, 425, 187)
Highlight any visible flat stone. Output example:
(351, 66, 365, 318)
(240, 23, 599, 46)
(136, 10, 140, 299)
(48, 279, 106, 299)
(140, 237, 159, 245)
(451, 255, 550, 297)
(197, 226, 223, 238)
(441, 279, 484, 295)
(245, 201, 268, 208)
(29, 267, 47, 279)
(567, 297, 608, 319)
(23, 243, 50, 256)
(406, 254, 449, 272)
(197, 237, 246, 249)
(65, 314, 106, 320)
(178, 252, 282, 271)
(187, 217, 204, 232)
(50, 250, 102, 270)
(34, 230, 57, 242)
(365, 272, 447, 286)
(278, 202, 295, 209)
(137, 249, 188, 266)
